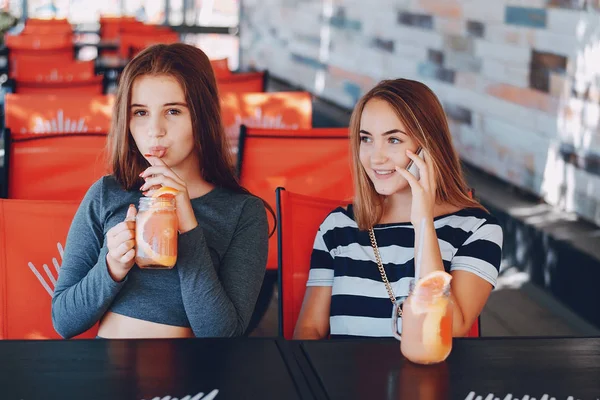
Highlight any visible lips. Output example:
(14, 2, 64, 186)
(373, 169, 396, 179)
(148, 147, 167, 158)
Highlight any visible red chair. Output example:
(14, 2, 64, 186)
(99, 16, 138, 41)
(4, 134, 110, 201)
(220, 91, 313, 152)
(276, 188, 481, 339)
(98, 16, 138, 56)
(25, 18, 71, 27)
(0, 199, 98, 339)
(22, 18, 73, 36)
(15, 61, 103, 95)
(3, 94, 114, 200)
(16, 80, 104, 95)
(211, 58, 232, 78)
(217, 71, 267, 93)
(122, 31, 179, 59)
(4, 93, 114, 135)
(6, 34, 74, 80)
(238, 126, 352, 271)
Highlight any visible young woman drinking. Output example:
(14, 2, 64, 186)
(52, 43, 270, 339)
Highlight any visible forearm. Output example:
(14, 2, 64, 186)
(413, 219, 445, 278)
(177, 226, 264, 337)
(413, 219, 467, 335)
(52, 249, 126, 338)
(293, 326, 327, 340)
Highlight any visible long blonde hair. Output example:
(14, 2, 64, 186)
(350, 79, 484, 230)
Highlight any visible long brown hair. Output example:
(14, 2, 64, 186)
(350, 79, 485, 230)
(108, 43, 276, 233)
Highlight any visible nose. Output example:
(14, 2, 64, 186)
(370, 143, 388, 164)
(148, 114, 166, 138)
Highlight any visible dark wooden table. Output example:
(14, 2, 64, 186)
(0, 338, 314, 400)
(296, 337, 600, 400)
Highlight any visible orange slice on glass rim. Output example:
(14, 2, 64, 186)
(414, 270, 452, 297)
(411, 271, 452, 315)
(152, 186, 179, 199)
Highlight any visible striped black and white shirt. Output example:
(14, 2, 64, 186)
(307, 205, 503, 339)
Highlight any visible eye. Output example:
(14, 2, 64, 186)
(132, 110, 147, 117)
(167, 108, 181, 115)
(389, 137, 401, 144)
(360, 136, 372, 143)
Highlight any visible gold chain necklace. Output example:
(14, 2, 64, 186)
(368, 227, 402, 317)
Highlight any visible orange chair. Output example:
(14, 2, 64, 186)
(238, 126, 352, 271)
(4, 133, 110, 200)
(16, 79, 104, 95)
(211, 58, 232, 78)
(0, 199, 99, 339)
(221, 91, 313, 152)
(22, 18, 73, 36)
(6, 34, 74, 80)
(25, 18, 71, 27)
(15, 60, 103, 95)
(122, 31, 179, 59)
(4, 93, 114, 135)
(99, 16, 138, 41)
(22, 25, 73, 36)
(276, 188, 481, 339)
(217, 71, 267, 93)
(98, 16, 139, 56)
(3, 94, 114, 200)
(120, 22, 168, 33)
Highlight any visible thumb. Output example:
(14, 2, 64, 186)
(125, 204, 137, 222)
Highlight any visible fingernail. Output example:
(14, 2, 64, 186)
(139, 172, 143, 177)
(144, 153, 152, 157)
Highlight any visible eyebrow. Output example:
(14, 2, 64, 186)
(130, 102, 189, 108)
(359, 129, 408, 136)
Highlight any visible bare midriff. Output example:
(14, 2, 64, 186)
(97, 311, 194, 339)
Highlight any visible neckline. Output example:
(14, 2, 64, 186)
(344, 204, 479, 228)
(190, 186, 223, 203)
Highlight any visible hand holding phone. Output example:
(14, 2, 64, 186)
(406, 148, 425, 180)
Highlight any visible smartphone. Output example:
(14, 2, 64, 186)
(406, 148, 424, 180)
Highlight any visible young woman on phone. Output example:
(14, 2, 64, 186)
(294, 79, 503, 339)
(52, 43, 271, 339)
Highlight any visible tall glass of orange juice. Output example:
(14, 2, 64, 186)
(392, 271, 453, 365)
(135, 195, 178, 269)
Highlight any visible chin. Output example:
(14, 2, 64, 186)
(372, 184, 397, 196)
(371, 180, 409, 196)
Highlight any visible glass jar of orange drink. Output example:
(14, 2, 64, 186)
(135, 192, 178, 269)
(392, 271, 453, 365)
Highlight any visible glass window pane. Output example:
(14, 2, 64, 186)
(196, 0, 238, 27)
(182, 33, 239, 70)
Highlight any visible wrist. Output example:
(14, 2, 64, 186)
(177, 203, 198, 233)
(178, 219, 198, 234)
(106, 255, 127, 282)
(412, 215, 434, 230)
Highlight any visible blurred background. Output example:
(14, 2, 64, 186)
(1, 0, 600, 340)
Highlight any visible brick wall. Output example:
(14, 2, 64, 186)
(240, 0, 600, 226)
